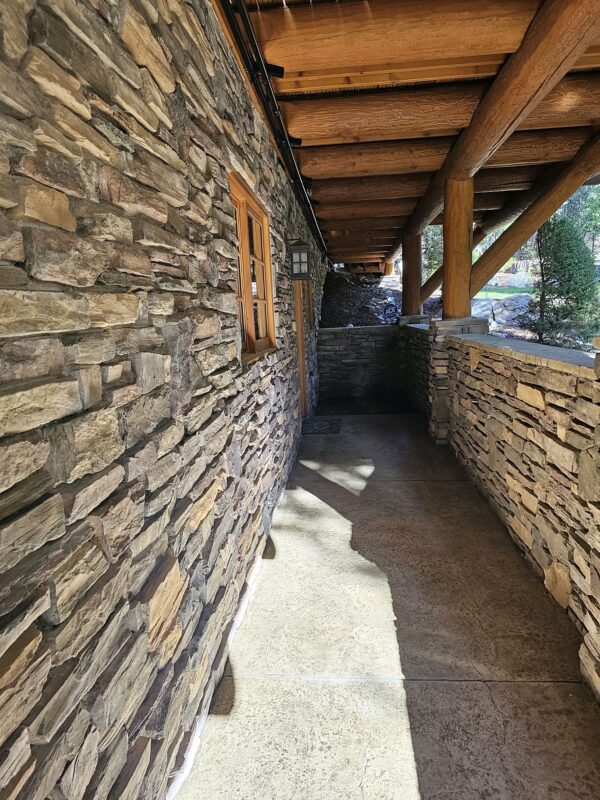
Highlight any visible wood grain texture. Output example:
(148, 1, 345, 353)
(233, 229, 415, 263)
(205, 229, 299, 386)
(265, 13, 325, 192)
(401, 0, 600, 239)
(402, 234, 423, 315)
(442, 178, 474, 319)
(284, 74, 600, 147)
(301, 128, 591, 180)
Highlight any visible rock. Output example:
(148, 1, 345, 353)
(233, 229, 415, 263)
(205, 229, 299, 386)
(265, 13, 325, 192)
(0, 587, 50, 660)
(0, 290, 90, 338)
(132, 351, 171, 393)
(516, 382, 546, 410)
(30, 117, 84, 162)
(47, 104, 119, 165)
(7, 180, 76, 232)
(90, 483, 145, 562)
(135, 556, 187, 668)
(0, 626, 51, 749)
(14, 147, 88, 199)
(0, 728, 31, 792)
(544, 561, 571, 608)
(0, 493, 65, 572)
(45, 559, 129, 665)
(74, 200, 134, 243)
(61, 464, 125, 524)
(48, 409, 125, 484)
(119, 2, 175, 93)
(63, 332, 116, 365)
(0, 377, 82, 437)
(25, 228, 111, 286)
(0, 112, 36, 151)
(107, 736, 151, 800)
(0, 60, 49, 118)
(85, 292, 140, 328)
(21, 46, 91, 120)
(99, 167, 168, 224)
(118, 386, 171, 448)
(82, 728, 128, 800)
(58, 725, 99, 800)
(0, 436, 50, 494)
(0, 218, 24, 263)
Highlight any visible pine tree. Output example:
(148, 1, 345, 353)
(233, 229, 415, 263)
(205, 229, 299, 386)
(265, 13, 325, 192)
(523, 216, 600, 347)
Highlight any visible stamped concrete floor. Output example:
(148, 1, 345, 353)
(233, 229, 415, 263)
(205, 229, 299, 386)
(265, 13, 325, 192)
(178, 414, 600, 800)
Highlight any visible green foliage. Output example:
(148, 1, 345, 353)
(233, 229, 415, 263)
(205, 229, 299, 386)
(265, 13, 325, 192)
(522, 216, 600, 347)
(422, 226, 443, 278)
(562, 185, 600, 256)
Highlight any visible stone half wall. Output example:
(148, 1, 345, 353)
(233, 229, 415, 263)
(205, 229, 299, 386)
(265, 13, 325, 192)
(0, 1, 325, 798)
(445, 334, 600, 700)
(317, 325, 406, 402)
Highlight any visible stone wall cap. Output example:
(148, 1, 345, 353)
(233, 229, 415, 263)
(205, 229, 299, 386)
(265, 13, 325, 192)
(446, 333, 596, 378)
(318, 325, 398, 334)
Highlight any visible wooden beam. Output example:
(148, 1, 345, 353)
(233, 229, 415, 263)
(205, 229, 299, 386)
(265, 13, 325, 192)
(470, 134, 600, 295)
(317, 200, 416, 220)
(442, 178, 474, 319)
(401, 0, 600, 240)
(254, 0, 541, 80)
(312, 167, 542, 204)
(300, 128, 591, 180)
(402, 234, 423, 315)
(283, 74, 600, 147)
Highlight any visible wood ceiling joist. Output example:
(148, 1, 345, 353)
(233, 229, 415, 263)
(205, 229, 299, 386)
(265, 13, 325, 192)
(282, 73, 600, 147)
(316, 192, 506, 222)
(312, 167, 542, 205)
(400, 0, 600, 246)
(300, 128, 591, 181)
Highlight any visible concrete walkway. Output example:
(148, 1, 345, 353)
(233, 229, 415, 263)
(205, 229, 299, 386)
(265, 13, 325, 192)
(179, 414, 600, 800)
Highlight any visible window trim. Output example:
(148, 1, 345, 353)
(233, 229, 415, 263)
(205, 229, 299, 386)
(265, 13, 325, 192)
(229, 172, 276, 360)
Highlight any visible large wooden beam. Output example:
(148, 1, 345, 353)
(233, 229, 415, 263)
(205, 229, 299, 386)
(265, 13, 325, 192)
(312, 167, 542, 204)
(443, 178, 474, 318)
(402, 234, 423, 316)
(283, 74, 600, 147)
(300, 128, 591, 180)
(401, 0, 600, 242)
(253, 0, 540, 81)
(317, 200, 416, 220)
(470, 134, 600, 295)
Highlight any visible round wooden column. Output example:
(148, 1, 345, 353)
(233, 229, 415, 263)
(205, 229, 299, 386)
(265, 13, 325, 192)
(442, 177, 474, 319)
(401, 233, 422, 315)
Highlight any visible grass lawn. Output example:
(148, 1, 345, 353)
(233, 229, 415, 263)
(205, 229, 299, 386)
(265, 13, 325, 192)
(475, 286, 533, 299)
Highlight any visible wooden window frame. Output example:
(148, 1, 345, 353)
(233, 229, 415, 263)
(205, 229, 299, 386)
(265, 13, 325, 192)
(229, 172, 276, 364)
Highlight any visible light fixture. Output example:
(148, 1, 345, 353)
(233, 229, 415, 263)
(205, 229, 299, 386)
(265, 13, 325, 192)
(289, 239, 311, 280)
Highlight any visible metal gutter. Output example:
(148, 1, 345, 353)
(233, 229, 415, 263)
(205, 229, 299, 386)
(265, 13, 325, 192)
(217, 0, 329, 256)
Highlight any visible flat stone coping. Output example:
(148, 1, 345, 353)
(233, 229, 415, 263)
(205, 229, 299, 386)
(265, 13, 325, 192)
(404, 323, 430, 332)
(447, 333, 596, 379)
(319, 325, 398, 334)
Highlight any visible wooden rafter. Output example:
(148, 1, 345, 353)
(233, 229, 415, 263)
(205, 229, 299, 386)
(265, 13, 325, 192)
(399, 0, 600, 245)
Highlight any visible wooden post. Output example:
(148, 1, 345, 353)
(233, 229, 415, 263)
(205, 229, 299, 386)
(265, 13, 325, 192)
(442, 177, 473, 319)
(401, 234, 422, 315)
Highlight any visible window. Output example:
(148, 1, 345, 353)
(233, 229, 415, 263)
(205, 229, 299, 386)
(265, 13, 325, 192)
(229, 173, 276, 360)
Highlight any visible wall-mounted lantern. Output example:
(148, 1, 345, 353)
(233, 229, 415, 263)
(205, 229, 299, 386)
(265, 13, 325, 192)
(289, 239, 311, 280)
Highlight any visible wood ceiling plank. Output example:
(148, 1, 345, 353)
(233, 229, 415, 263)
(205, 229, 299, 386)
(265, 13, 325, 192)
(300, 128, 591, 180)
(253, 0, 541, 76)
(283, 73, 600, 147)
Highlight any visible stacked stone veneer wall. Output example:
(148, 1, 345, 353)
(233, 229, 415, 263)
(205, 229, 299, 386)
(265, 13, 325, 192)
(317, 325, 405, 401)
(0, 1, 325, 797)
(446, 334, 600, 700)
(404, 324, 430, 417)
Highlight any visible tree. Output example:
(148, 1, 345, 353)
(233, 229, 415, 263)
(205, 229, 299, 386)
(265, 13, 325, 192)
(422, 226, 443, 278)
(562, 184, 600, 258)
(521, 216, 600, 347)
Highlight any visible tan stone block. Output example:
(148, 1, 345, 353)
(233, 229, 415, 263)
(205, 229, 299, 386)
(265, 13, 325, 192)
(111, 74, 159, 132)
(544, 561, 571, 609)
(99, 167, 168, 223)
(516, 382, 546, 410)
(48, 105, 119, 166)
(508, 514, 533, 549)
(0, 0, 35, 62)
(0, 217, 23, 263)
(120, 3, 175, 93)
(0, 587, 50, 660)
(108, 736, 151, 800)
(61, 464, 125, 524)
(48, 408, 124, 484)
(59, 725, 99, 800)
(14, 146, 88, 200)
(0, 112, 36, 152)
(0, 290, 90, 338)
(0, 60, 49, 119)
(86, 292, 140, 327)
(0, 493, 65, 572)
(132, 351, 171, 393)
(140, 67, 173, 129)
(63, 332, 116, 365)
(137, 555, 188, 667)
(0, 377, 82, 437)
(25, 228, 111, 286)
(30, 118, 84, 162)
(74, 200, 133, 243)
(0, 627, 51, 749)
(6, 180, 76, 232)
(90, 483, 145, 562)
(0, 728, 31, 793)
(0, 436, 50, 495)
(22, 46, 91, 119)
(45, 558, 129, 664)
(0, 175, 18, 209)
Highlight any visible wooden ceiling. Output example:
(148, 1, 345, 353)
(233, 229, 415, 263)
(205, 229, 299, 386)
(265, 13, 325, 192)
(248, 0, 600, 266)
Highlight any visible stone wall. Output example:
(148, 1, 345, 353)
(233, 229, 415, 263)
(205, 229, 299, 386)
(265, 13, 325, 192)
(0, 1, 325, 797)
(403, 324, 430, 417)
(317, 325, 405, 402)
(445, 334, 600, 700)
